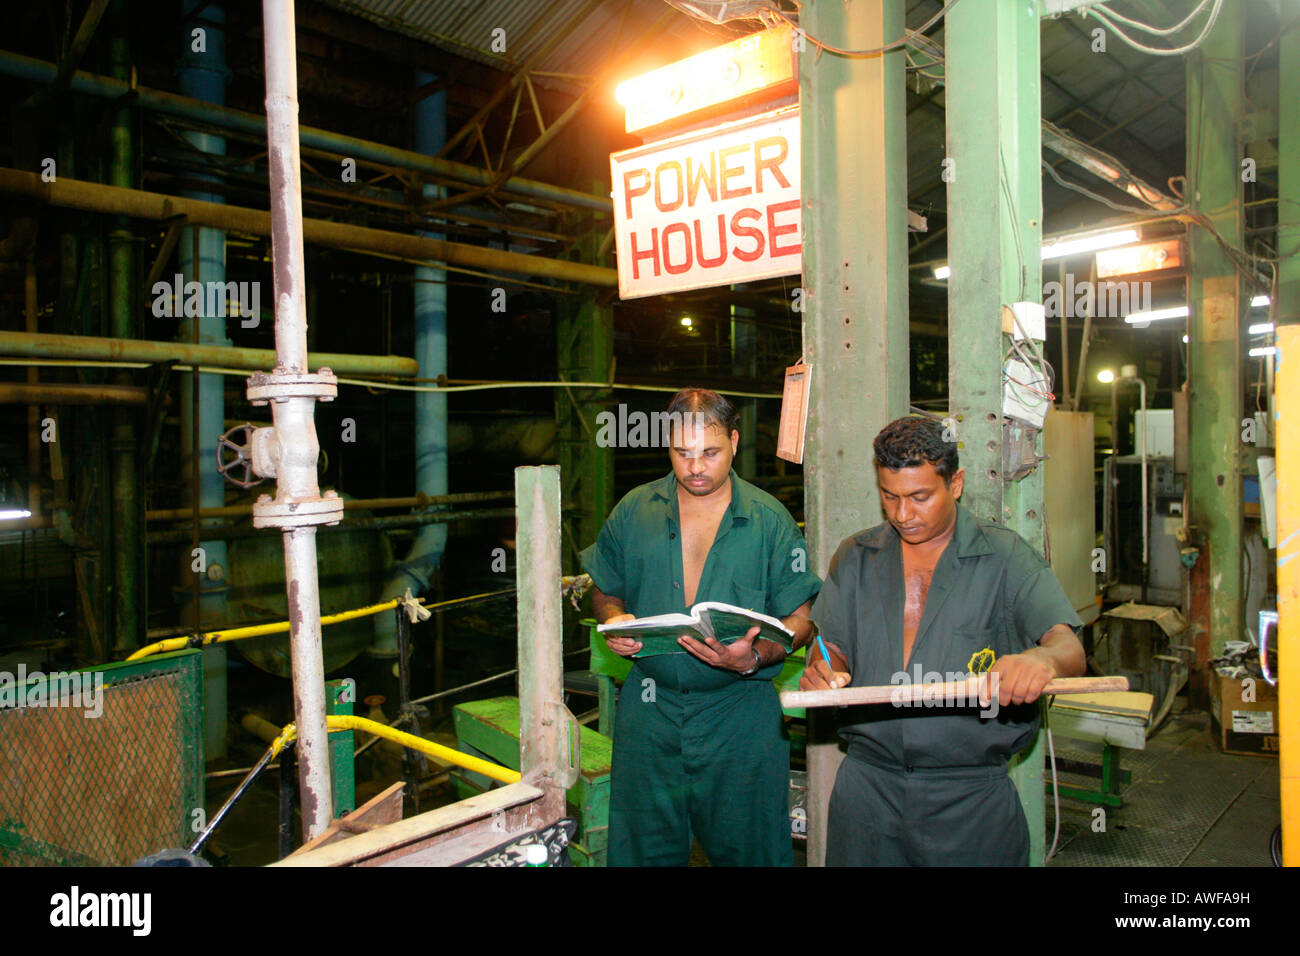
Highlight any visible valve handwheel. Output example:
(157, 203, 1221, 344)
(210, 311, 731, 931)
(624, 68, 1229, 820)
(216, 423, 264, 488)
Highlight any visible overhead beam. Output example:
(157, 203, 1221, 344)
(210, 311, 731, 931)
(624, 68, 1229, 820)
(0, 51, 612, 213)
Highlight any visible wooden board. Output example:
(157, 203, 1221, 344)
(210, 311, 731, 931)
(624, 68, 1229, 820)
(271, 782, 543, 867)
(781, 675, 1129, 709)
(288, 781, 405, 857)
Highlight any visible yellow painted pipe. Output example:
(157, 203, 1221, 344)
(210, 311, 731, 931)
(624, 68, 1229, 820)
(126, 597, 405, 661)
(271, 715, 521, 786)
(1277, 324, 1297, 866)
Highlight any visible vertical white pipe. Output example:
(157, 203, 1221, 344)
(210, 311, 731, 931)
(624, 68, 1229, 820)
(260, 0, 332, 838)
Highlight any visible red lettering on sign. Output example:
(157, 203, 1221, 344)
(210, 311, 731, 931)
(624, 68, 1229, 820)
(719, 144, 751, 200)
(654, 161, 684, 213)
(623, 169, 650, 220)
(686, 153, 718, 207)
(731, 208, 764, 262)
(754, 136, 790, 192)
(630, 228, 660, 279)
(662, 222, 692, 275)
(767, 199, 801, 257)
(694, 215, 727, 268)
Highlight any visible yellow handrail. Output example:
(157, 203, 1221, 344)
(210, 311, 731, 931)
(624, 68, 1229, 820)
(126, 589, 509, 661)
(271, 714, 522, 786)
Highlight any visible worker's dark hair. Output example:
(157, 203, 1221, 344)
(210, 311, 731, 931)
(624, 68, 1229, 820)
(873, 415, 959, 482)
(666, 387, 740, 437)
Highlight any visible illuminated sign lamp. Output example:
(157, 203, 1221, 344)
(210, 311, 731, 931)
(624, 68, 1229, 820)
(1096, 238, 1183, 278)
(615, 25, 797, 134)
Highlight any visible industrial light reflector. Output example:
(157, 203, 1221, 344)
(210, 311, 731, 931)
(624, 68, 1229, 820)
(1041, 228, 1139, 262)
(1095, 237, 1181, 277)
(1125, 306, 1189, 324)
(615, 25, 796, 134)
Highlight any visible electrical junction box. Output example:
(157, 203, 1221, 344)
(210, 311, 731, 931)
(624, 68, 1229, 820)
(1007, 301, 1046, 342)
(1003, 359, 1051, 428)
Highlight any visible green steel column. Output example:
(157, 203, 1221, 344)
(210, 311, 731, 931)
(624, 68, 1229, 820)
(108, 13, 142, 655)
(946, 0, 1046, 864)
(801, 0, 910, 867)
(1278, 10, 1299, 417)
(1186, 1, 1244, 663)
(557, 226, 614, 569)
(730, 287, 757, 477)
(325, 679, 356, 818)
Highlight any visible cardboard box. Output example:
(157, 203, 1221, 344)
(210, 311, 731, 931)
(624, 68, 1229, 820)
(1209, 671, 1280, 757)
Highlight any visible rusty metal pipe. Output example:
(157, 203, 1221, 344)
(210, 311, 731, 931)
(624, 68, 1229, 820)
(261, 0, 332, 840)
(0, 330, 417, 377)
(0, 168, 617, 287)
(0, 382, 148, 405)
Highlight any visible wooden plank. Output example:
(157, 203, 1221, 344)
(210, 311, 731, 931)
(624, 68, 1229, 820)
(271, 782, 543, 867)
(1047, 709, 1148, 751)
(1050, 691, 1154, 720)
(287, 781, 404, 857)
(781, 675, 1129, 709)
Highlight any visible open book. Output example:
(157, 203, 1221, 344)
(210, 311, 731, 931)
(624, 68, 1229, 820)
(597, 601, 795, 658)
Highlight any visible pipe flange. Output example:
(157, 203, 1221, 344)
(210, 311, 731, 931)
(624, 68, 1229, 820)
(252, 491, 344, 529)
(246, 367, 338, 405)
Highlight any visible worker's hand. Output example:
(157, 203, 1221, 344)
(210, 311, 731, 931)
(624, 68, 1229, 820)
(799, 656, 851, 691)
(677, 625, 763, 672)
(988, 649, 1055, 706)
(603, 614, 641, 657)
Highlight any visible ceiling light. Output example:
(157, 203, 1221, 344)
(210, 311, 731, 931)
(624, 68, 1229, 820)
(933, 265, 950, 280)
(1097, 369, 1115, 384)
(1125, 306, 1189, 324)
(1249, 322, 1274, 335)
(1041, 228, 1140, 262)
(1252, 295, 1270, 308)
(1250, 346, 1276, 358)
(0, 509, 32, 521)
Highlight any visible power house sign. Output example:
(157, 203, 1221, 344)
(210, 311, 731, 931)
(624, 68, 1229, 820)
(610, 107, 800, 299)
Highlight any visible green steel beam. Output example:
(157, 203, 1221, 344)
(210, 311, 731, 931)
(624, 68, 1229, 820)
(325, 679, 356, 818)
(801, 0, 910, 867)
(1280, 12, 1300, 333)
(108, 10, 142, 656)
(1186, 1, 1244, 661)
(556, 226, 613, 571)
(730, 286, 758, 478)
(947, 0, 1047, 865)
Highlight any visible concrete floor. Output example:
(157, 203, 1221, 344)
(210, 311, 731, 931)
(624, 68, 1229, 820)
(1048, 700, 1280, 867)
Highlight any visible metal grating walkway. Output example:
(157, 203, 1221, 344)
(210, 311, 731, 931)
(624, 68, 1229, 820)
(1047, 706, 1278, 867)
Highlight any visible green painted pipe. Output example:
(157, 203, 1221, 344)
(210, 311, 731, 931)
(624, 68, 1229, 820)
(0, 330, 418, 377)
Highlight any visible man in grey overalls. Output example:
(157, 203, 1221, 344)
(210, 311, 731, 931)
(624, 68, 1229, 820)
(801, 416, 1084, 866)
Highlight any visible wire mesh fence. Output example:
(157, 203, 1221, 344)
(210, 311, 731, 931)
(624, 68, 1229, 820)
(0, 650, 203, 866)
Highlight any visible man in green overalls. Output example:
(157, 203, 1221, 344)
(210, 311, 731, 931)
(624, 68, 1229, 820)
(801, 415, 1084, 865)
(582, 388, 820, 866)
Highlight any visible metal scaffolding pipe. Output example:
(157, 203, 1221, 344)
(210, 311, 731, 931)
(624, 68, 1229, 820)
(0, 330, 417, 377)
(146, 506, 515, 544)
(7, 489, 512, 532)
(0, 168, 617, 287)
(0, 382, 148, 405)
(260, 0, 331, 840)
(0, 50, 612, 213)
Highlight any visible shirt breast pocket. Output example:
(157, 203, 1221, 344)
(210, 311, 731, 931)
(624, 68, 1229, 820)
(729, 582, 767, 614)
(950, 627, 1001, 676)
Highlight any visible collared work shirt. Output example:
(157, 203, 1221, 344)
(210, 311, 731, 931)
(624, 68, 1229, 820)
(581, 469, 822, 690)
(813, 503, 1083, 769)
